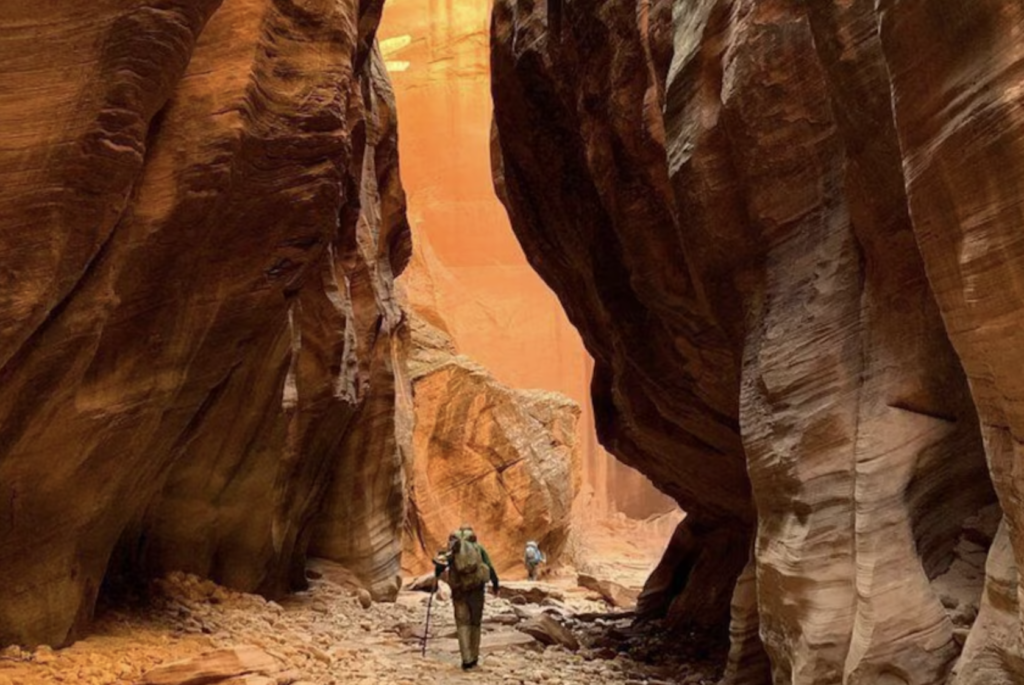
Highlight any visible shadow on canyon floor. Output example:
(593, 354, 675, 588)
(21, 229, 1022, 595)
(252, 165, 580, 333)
(0, 512, 721, 685)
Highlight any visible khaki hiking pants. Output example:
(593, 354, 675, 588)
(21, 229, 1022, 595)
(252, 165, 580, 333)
(452, 585, 485, 665)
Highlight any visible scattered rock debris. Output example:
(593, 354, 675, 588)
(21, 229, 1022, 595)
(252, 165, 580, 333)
(0, 571, 722, 684)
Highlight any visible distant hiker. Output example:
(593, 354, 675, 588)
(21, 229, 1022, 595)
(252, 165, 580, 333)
(524, 540, 546, 581)
(433, 525, 500, 670)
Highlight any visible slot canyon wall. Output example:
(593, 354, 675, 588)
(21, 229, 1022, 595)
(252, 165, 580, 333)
(0, 0, 412, 648)
(491, 0, 1021, 684)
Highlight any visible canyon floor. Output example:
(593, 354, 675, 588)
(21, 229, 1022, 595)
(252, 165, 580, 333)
(0, 514, 717, 685)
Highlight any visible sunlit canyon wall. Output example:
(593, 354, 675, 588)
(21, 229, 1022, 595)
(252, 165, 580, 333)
(377, 0, 674, 519)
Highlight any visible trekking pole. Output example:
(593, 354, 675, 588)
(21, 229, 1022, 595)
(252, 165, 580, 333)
(421, 582, 437, 657)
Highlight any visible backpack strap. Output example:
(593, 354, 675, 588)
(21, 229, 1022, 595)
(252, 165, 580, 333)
(479, 545, 499, 591)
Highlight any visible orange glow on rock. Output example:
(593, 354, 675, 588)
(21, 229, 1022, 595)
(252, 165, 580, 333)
(380, 0, 674, 518)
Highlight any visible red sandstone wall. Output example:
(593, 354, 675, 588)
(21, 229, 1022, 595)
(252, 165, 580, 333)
(491, 1, 1007, 682)
(0, 0, 410, 648)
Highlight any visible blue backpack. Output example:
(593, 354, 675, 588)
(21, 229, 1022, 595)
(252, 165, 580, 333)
(525, 542, 544, 565)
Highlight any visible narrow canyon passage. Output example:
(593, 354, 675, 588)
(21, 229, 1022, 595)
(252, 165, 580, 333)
(1, 0, 693, 683)
(2, 1, 1023, 685)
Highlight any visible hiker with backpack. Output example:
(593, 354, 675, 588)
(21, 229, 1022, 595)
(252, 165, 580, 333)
(524, 540, 546, 581)
(433, 525, 500, 670)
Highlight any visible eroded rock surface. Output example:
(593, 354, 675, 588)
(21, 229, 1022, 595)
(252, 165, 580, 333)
(492, 0, 1009, 682)
(875, 3, 1024, 683)
(491, 0, 756, 636)
(403, 315, 580, 575)
(0, 0, 410, 648)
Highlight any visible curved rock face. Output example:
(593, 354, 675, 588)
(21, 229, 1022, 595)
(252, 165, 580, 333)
(492, 0, 1008, 682)
(403, 315, 580, 576)
(491, 0, 754, 633)
(0, 0, 410, 648)
(876, 3, 1024, 683)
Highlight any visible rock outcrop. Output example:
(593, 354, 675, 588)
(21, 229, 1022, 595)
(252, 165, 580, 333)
(492, 0, 1010, 682)
(403, 316, 580, 575)
(0, 0, 410, 648)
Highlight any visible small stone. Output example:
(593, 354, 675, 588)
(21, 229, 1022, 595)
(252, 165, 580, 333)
(0, 646, 23, 660)
(357, 590, 373, 609)
(33, 645, 56, 664)
(308, 646, 332, 665)
(369, 577, 400, 603)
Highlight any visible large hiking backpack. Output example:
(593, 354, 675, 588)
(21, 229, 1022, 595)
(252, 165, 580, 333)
(525, 542, 542, 565)
(447, 527, 491, 593)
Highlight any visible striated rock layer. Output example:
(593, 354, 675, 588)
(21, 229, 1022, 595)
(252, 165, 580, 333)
(403, 315, 580, 576)
(492, 0, 755, 635)
(492, 0, 1014, 682)
(877, 3, 1024, 683)
(0, 0, 411, 648)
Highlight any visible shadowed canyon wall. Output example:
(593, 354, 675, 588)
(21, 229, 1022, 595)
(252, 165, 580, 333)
(377, 0, 675, 519)
(0, 0, 411, 648)
(492, 0, 1019, 683)
(878, 4, 1024, 683)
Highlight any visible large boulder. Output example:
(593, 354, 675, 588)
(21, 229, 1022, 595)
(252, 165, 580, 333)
(517, 614, 580, 651)
(577, 574, 638, 610)
(0, 0, 410, 647)
(403, 316, 581, 575)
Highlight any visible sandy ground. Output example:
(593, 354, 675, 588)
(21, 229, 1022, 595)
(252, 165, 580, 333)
(0, 513, 716, 685)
